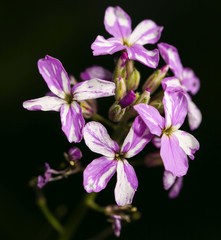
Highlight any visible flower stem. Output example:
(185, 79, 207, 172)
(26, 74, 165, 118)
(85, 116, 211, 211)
(37, 196, 64, 234)
(57, 193, 98, 240)
(92, 113, 116, 130)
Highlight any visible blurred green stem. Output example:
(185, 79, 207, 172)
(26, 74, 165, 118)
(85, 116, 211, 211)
(37, 197, 64, 234)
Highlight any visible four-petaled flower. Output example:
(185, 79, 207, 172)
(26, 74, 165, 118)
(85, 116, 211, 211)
(91, 6, 163, 68)
(83, 116, 153, 206)
(134, 91, 199, 177)
(158, 42, 202, 130)
(23, 55, 115, 143)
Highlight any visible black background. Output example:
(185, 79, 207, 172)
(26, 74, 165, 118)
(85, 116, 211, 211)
(1, 0, 221, 239)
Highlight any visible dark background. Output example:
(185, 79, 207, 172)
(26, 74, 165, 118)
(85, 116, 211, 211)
(1, 0, 221, 239)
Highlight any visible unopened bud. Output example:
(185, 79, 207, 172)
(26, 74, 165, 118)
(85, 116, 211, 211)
(119, 90, 136, 108)
(145, 151, 163, 167)
(79, 99, 97, 118)
(142, 65, 169, 94)
(115, 77, 127, 101)
(127, 69, 140, 91)
(109, 102, 126, 122)
(135, 88, 151, 105)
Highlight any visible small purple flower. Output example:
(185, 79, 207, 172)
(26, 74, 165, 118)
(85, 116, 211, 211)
(80, 65, 113, 81)
(83, 116, 153, 206)
(163, 170, 183, 198)
(158, 43, 202, 130)
(23, 55, 115, 143)
(37, 163, 64, 188)
(91, 6, 163, 68)
(112, 215, 122, 237)
(134, 91, 199, 177)
(119, 90, 136, 108)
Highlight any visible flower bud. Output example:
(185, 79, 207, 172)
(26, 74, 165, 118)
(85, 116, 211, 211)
(119, 90, 136, 108)
(142, 65, 169, 94)
(79, 99, 97, 118)
(115, 77, 127, 101)
(135, 88, 151, 105)
(127, 69, 140, 91)
(108, 102, 126, 122)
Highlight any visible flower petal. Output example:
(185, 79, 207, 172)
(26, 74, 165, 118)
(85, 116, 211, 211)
(121, 116, 153, 158)
(160, 134, 188, 177)
(182, 68, 200, 95)
(129, 20, 163, 45)
(161, 77, 186, 93)
(186, 94, 202, 130)
(60, 102, 85, 143)
(163, 170, 176, 190)
(173, 130, 199, 160)
(38, 55, 71, 98)
(114, 160, 138, 206)
(163, 91, 188, 129)
(127, 44, 159, 68)
(158, 43, 183, 80)
(104, 6, 132, 39)
(83, 156, 117, 193)
(91, 36, 125, 56)
(168, 177, 183, 199)
(72, 78, 115, 101)
(23, 96, 65, 111)
(80, 65, 113, 81)
(134, 103, 164, 136)
(83, 121, 119, 157)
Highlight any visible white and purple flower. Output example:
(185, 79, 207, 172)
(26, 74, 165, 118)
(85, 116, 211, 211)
(91, 6, 163, 68)
(23, 55, 115, 143)
(83, 116, 153, 206)
(158, 42, 202, 130)
(134, 91, 199, 177)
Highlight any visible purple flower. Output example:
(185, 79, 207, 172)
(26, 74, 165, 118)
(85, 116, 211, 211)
(83, 116, 153, 206)
(112, 215, 122, 237)
(134, 91, 199, 177)
(163, 170, 183, 198)
(23, 55, 115, 143)
(158, 43, 202, 130)
(91, 6, 163, 68)
(80, 65, 113, 81)
(37, 163, 64, 188)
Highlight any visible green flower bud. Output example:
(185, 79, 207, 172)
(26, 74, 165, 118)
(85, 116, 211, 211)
(127, 69, 140, 91)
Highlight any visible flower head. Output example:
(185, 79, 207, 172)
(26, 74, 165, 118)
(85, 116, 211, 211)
(83, 116, 153, 206)
(158, 43, 202, 130)
(91, 6, 163, 68)
(134, 91, 199, 177)
(23, 55, 116, 143)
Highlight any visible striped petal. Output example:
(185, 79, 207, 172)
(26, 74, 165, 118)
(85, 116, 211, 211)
(121, 116, 153, 158)
(182, 68, 200, 95)
(160, 134, 188, 177)
(60, 101, 85, 143)
(80, 65, 113, 81)
(91, 36, 125, 56)
(163, 170, 176, 190)
(168, 177, 183, 199)
(104, 6, 132, 39)
(134, 103, 164, 136)
(161, 77, 186, 93)
(83, 121, 119, 158)
(127, 44, 159, 68)
(72, 78, 115, 101)
(83, 156, 117, 193)
(129, 20, 163, 45)
(114, 160, 138, 206)
(173, 130, 199, 160)
(163, 91, 188, 129)
(158, 43, 183, 80)
(186, 94, 202, 130)
(38, 55, 71, 98)
(23, 96, 65, 111)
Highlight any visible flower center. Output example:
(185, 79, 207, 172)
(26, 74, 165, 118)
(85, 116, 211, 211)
(162, 126, 175, 136)
(122, 38, 132, 47)
(65, 93, 74, 105)
(115, 152, 125, 161)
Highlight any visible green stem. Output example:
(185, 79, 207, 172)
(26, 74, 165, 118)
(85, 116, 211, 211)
(85, 192, 105, 213)
(37, 197, 64, 234)
(57, 193, 97, 240)
(92, 113, 116, 130)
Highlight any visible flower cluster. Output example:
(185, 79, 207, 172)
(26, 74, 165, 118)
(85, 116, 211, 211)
(24, 6, 201, 237)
